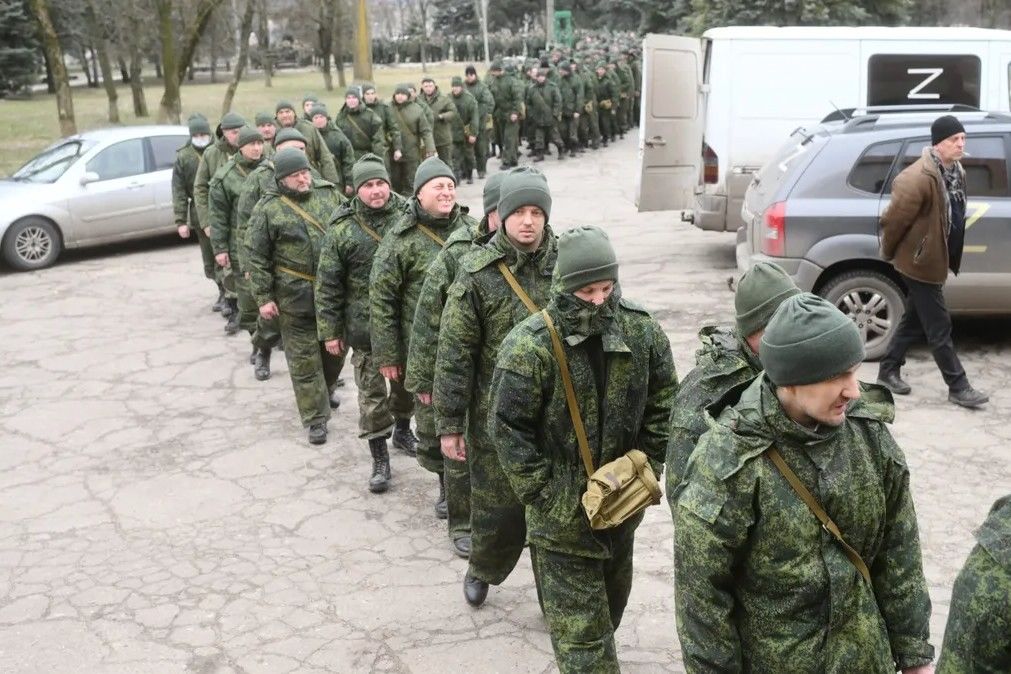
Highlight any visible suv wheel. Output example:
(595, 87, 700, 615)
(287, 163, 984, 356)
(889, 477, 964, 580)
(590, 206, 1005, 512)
(2, 217, 62, 271)
(819, 270, 905, 361)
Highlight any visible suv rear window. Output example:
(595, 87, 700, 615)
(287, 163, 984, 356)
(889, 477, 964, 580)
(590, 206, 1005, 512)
(848, 140, 901, 194)
(886, 135, 1010, 196)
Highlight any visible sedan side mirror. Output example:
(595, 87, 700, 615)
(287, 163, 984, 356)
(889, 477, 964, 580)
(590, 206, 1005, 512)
(80, 171, 100, 186)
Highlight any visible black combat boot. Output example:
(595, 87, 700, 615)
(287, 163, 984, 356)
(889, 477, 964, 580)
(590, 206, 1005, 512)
(212, 283, 226, 312)
(434, 474, 448, 519)
(477, 170, 486, 179)
(451, 535, 471, 559)
(328, 391, 340, 409)
(533, 152, 545, 163)
(463, 572, 488, 607)
(949, 386, 989, 408)
(391, 419, 417, 456)
(466, 171, 474, 185)
(253, 347, 271, 381)
(308, 423, 327, 445)
(569, 148, 578, 158)
(876, 371, 911, 395)
(367, 438, 392, 493)
(224, 299, 240, 334)
(248, 345, 257, 365)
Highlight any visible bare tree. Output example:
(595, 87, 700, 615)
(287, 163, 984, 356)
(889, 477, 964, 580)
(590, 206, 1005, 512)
(155, 0, 229, 123)
(123, 0, 148, 117)
(84, 0, 120, 122)
(27, 0, 76, 135)
(256, 0, 272, 87)
(416, 0, 431, 72)
(352, 0, 372, 80)
(474, 0, 489, 66)
(318, 0, 339, 91)
(221, 0, 255, 113)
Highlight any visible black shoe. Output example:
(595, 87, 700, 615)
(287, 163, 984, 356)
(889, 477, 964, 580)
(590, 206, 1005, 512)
(391, 419, 418, 457)
(224, 300, 240, 335)
(435, 474, 448, 520)
(452, 536, 471, 559)
(221, 299, 235, 318)
(533, 153, 544, 163)
(248, 345, 257, 365)
(368, 438, 392, 493)
(477, 171, 486, 179)
(212, 285, 226, 312)
(949, 387, 989, 408)
(601, 139, 609, 147)
(308, 423, 327, 445)
(329, 392, 340, 410)
(569, 149, 577, 158)
(253, 348, 271, 381)
(557, 151, 565, 161)
(876, 372, 911, 396)
(463, 572, 488, 607)
(466, 176, 473, 184)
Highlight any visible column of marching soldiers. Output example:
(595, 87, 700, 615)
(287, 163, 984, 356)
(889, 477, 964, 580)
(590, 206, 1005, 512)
(169, 54, 1009, 674)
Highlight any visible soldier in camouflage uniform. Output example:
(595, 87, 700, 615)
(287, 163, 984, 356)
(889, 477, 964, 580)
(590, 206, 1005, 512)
(308, 104, 355, 196)
(526, 69, 565, 162)
(209, 127, 267, 340)
(937, 494, 1011, 673)
(245, 149, 347, 445)
(574, 59, 601, 150)
(389, 84, 436, 197)
(672, 293, 935, 673)
(420, 77, 457, 168)
(301, 93, 319, 121)
(274, 99, 342, 185)
(255, 111, 277, 147)
(362, 83, 403, 176)
(615, 54, 635, 135)
(464, 65, 496, 179)
(315, 154, 413, 493)
(449, 76, 479, 184)
(665, 262, 798, 490)
(434, 169, 558, 600)
(336, 87, 386, 161)
(369, 156, 477, 518)
(594, 62, 618, 147)
(556, 62, 583, 158)
(489, 226, 676, 671)
(172, 114, 220, 309)
(405, 172, 506, 558)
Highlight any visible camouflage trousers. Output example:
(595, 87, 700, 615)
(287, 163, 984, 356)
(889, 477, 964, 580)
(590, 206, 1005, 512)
(497, 114, 520, 165)
(532, 528, 637, 674)
(391, 155, 420, 197)
(469, 433, 525, 584)
(192, 224, 216, 281)
(452, 140, 476, 179)
(351, 346, 413, 439)
(559, 116, 579, 150)
(598, 108, 617, 143)
(235, 272, 281, 350)
(579, 107, 600, 148)
(277, 312, 343, 427)
(416, 400, 471, 540)
(475, 125, 491, 174)
(532, 124, 565, 155)
(435, 144, 454, 171)
(617, 95, 631, 132)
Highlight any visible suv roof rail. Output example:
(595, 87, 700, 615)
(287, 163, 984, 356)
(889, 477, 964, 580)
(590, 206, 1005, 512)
(821, 104, 980, 124)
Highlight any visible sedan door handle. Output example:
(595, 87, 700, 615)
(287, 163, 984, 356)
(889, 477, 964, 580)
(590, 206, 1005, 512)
(126, 182, 144, 190)
(644, 136, 667, 148)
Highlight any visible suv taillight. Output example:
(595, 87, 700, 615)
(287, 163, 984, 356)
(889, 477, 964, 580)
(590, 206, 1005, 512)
(702, 142, 718, 184)
(761, 201, 786, 257)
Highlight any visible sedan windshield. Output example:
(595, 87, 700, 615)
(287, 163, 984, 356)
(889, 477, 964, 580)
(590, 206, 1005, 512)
(10, 139, 96, 183)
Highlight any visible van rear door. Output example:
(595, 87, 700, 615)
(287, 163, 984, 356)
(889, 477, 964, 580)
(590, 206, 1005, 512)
(636, 34, 705, 212)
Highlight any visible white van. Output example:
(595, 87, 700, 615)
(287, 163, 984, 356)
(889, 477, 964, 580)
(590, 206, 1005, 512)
(636, 26, 1011, 232)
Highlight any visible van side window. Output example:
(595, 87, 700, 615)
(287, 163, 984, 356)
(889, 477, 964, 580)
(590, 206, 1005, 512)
(848, 141, 901, 194)
(867, 55, 981, 108)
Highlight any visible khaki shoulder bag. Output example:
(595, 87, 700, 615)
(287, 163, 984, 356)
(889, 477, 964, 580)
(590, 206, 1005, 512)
(540, 310, 661, 530)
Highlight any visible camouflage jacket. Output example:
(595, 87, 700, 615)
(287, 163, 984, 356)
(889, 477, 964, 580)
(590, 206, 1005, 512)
(665, 326, 762, 493)
(489, 290, 677, 558)
(314, 192, 409, 348)
(391, 99, 435, 160)
(193, 136, 237, 229)
(616, 63, 635, 96)
(366, 100, 403, 155)
(284, 118, 341, 185)
(244, 181, 345, 317)
(403, 218, 489, 395)
(422, 88, 458, 148)
(434, 228, 557, 438)
(492, 74, 526, 117)
(368, 200, 476, 368)
(236, 162, 324, 245)
(672, 375, 934, 673)
(525, 82, 561, 125)
(208, 154, 265, 261)
(450, 89, 480, 143)
(581, 70, 598, 106)
(335, 105, 386, 159)
(171, 141, 203, 227)
(465, 78, 496, 125)
(557, 74, 584, 116)
(594, 73, 618, 107)
(937, 494, 1011, 674)
(316, 123, 356, 190)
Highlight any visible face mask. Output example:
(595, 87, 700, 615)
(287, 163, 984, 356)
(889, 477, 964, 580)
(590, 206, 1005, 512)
(191, 136, 211, 149)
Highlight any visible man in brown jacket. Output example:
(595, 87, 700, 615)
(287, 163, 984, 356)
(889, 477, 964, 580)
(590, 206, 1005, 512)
(877, 115, 988, 408)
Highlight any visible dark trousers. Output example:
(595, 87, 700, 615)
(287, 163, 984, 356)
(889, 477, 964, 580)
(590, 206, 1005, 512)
(879, 274, 969, 391)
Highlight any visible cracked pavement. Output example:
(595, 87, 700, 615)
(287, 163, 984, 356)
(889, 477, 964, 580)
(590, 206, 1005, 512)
(1, 136, 1008, 672)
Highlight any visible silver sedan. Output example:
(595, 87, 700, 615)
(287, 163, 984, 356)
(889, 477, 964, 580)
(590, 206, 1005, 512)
(0, 125, 190, 271)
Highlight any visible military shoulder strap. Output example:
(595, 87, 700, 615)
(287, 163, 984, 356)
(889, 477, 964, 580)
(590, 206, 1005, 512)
(279, 195, 327, 235)
(236, 164, 248, 178)
(355, 213, 382, 243)
(764, 447, 872, 583)
(394, 107, 418, 142)
(497, 263, 540, 315)
(415, 223, 445, 247)
(344, 113, 369, 140)
(541, 309, 595, 478)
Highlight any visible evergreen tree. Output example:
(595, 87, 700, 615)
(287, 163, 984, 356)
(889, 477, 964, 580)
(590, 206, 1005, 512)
(0, 0, 40, 97)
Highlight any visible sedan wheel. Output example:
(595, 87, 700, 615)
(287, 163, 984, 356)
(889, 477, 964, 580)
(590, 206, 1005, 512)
(819, 270, 905, 361)
(2, 218, 62, 271)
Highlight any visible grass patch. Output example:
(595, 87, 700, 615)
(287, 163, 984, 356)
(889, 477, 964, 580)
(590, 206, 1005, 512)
(0, 63, 467, 176)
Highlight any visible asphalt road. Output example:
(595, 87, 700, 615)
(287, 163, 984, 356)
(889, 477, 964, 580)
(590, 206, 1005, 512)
(1, 135, 1008, 673)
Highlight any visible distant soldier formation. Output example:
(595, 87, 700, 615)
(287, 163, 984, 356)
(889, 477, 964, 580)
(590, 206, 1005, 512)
(171, 43, 1005, 670)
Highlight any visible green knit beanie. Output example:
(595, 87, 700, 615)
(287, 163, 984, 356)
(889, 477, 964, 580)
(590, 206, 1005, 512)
(236, 126, 263, 148)
(761, 293, 865, 387)
(498, 167, 551, 223)
(302, 93, 319, 106)
(273, 127, 307, 147)
(254, 112, 275, 127)
(309, 104, 329, 120)
(188, 115, 211, 136)
(345, 86, 361, 98)
(413, 155, 455, 193)
(220, 112, 245, 130)
(273, 147, 310, 180)
(275, 99, 295, 114)
(362, 83, 376, 94)
(353, 152, 390, 191)
(451, 76, 464, 87)
(394, 83, 411, 97)
(735, 262, 800, 337)
(557, 226, 618, 294)
(483, 171, 507, 215)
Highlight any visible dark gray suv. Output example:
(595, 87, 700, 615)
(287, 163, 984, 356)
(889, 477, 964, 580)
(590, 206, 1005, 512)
(738, 109, 1011, 359)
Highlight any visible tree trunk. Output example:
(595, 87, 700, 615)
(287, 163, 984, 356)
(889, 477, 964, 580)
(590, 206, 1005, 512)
(129, 50, 148, 116)
(257, 0, 271, 87)
(333, 0, 346, 87)
(79, 46, 96, 87)
(352, 0, 372, 81)
(209, 13, 218, 84)
(42, 47, 56, 93)
(546, 0, 554, 46)
(475, 0, 489, 67)
(221, 0, 255, 114)
(175, 0, 230, 85)
(28, 0, 76, 135)
(319, 0, 334, 91)
(117, 56, 129, 83)
(89, 46, 100, 87)
(419, 0, 428, 73)
(155, 0, 181, 122)
(86, 0, 121, 123)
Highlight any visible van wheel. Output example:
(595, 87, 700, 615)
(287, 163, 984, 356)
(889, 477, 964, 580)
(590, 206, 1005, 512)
(2, 217, 62, 271)
(819, 270, 905, 361)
